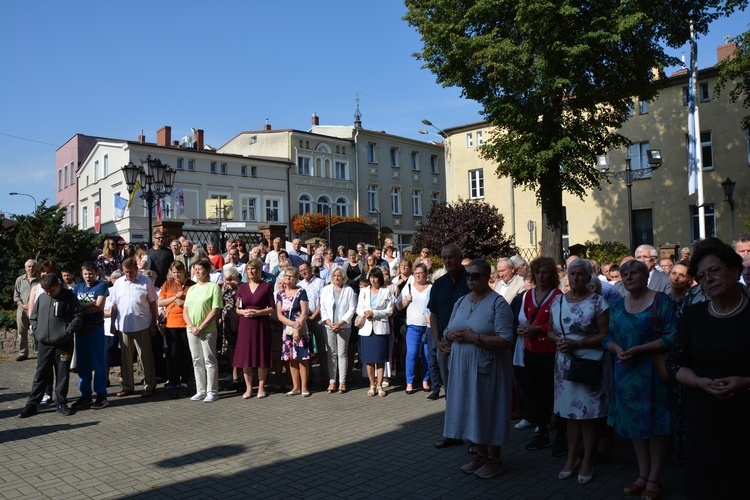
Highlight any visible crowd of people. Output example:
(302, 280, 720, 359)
(11, 230, 750, 499)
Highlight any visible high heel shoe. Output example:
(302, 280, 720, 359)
(577, 467, 594, 484)
(338, 384, 347, 394)
(558, 459, 580, 480)
(326, 384, 336, 394)
(623, 476, 647, 496)
(367, 386, 376, 397)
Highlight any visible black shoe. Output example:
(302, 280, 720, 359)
(56, 404, 71, 416)
(18, 405, 37, 418)
(426, 392, 440, 401)
(91, 397, 109, 410)
(169, 385, 180, 399)
(551, 438, 568, 457)
(71, 397, 92, 409)
(526, 434, 551, 451)
(15, 355, 28, 362)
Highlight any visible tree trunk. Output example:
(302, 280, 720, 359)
(540, 175, 564, 264)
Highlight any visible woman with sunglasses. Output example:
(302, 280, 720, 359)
(669, 238, 750, 500)
(442, 259, 514, 478)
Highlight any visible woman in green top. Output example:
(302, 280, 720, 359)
(183, 260, 224, 403)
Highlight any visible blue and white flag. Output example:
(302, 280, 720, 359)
(113, 193, 128, 220)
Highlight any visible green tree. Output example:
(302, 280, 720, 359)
(0, 201, 103, 308)
(414, 198, 515, 260)
(715, 28, 750, 130)
(404, 0, 744, 261)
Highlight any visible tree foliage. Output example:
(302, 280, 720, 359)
(582, 240, 631, 266)
(0, 201, 103, 308)
(414, 198, 515, 260)
(715, 27, 750, 130)
(404, 0, 744, 261)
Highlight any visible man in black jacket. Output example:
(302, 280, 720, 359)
(19, 274, 83, 418)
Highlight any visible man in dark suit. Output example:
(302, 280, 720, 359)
(635, 244, 671, 293)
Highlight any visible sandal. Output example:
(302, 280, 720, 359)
(326, 384, 337, 394)
(338, 384, 347, 394)
(434, 437, 464, 449)
(624, 476, 647, 496)
(367, 386, 376, 397)
(641, 481, 661, 500)
(467, 444, 479, 455)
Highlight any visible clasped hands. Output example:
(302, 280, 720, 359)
(697, 376, 748, 400)
(445, 327, 477, 344)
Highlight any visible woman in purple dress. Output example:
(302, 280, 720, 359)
(234, 258, 275, 399)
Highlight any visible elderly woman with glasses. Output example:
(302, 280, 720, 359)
(442, 259, 514, 479)
(668, 238, 750, 500)
(277, 266, 311, 397)
(605, 259, 677, 499)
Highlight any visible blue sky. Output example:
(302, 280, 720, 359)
(0, 1, 746, 216)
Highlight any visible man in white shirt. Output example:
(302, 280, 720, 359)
(493, 257, 525, 303)
(298, 261, 327, 385)
(222, 248, 246, 282)
(109, 258, 159, 398)
(265, 237, 283, 271)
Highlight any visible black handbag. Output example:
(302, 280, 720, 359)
(558, 298, 603, 386)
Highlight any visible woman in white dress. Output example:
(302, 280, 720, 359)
(548, 259, 610, 485)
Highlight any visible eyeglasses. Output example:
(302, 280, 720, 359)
(695, 265, 727, 282)
(466, 272, 485, 281)
(636, 255, 656, 261)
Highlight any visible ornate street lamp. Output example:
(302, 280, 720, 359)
(597, 149, 662, 254)
(122, 155, 176, 244)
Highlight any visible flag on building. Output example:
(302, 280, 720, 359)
(113, 193, 128, 220)
(156, 199, 164, 221)
(687, 67, 698, 195)
(172, 185, 185, 216)
(126, 181, 142, 209)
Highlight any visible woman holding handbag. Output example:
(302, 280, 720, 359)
(276, 266, 311, 397)
(158, 261, 194, 398)
(548, 259, 610, 484)
(356, 267, 394, 397)
(605, 259, 676, 499)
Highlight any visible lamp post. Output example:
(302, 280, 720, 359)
(122, 155, 176, 244)
(9, 192, 38, 211)
(721, 177, 736, 239)
(597, 149, 662, 254)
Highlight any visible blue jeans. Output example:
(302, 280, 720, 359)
(76, 325, 108, 398)
(405, 325, 430, 385)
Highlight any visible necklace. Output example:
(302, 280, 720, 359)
(710, 295, 745, 317)
(469, 291, 489, 316)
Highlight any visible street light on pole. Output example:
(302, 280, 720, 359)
(597, 149, 662, 254)
(122, 155, 176, 244)
(9, 192, 38, 211)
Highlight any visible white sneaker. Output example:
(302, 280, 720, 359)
(534, 426, 540, 433)
(515, 419, 533, 430)
(40, 394, 52, 405)
(190, 393, 206, 401)
(203, 394, 218, 403)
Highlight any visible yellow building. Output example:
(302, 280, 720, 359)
(443, 43, 748, 258)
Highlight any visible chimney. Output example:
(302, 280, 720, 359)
(264, 118, 271, 131)
(194, 129, 204, 150)
(312, 113, 319, 126)
(172, 140, 179, 147)
(156, 126, 171, 146)
(138, 130, 146, 144)
(717, 41, 738, 63)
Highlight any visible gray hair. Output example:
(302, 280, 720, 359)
(25, 259, 39, 267)
(510, 255, 527, 270)
(620, 259, 649, 278)
(223, 266, 241, 280)
(497, 257, 513, 269)
(567, 258, 593, 275)
(588, 274, 602, 294)
(634, 244, 657, 258)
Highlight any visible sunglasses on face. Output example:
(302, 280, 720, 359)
(466, 272, 485, 281)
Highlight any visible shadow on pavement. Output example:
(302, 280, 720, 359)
(155, 444, 248, 468)
(0, 421, 99, 444)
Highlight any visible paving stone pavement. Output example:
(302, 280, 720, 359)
(0, 357, 685, 499)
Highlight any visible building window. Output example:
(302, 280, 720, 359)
(298, 194, 312, 214)
(297, 155, 311, 175)
(431, 191, 440, 206)
(412, 189, 422, 216)
(64, 165, 69, 188)
(690, 204, 716, 242)
(469, 169, 484, 199)
(391, 187, 402, 214)
(638, 100, 649, 114)
(68, 204, 75, 225)
(368, 185, 378, 213)
(699, 82, 710, 101)
(317, 195, 332, 215)
(628, 142, 653, 178)
(467, 133, 473, 148)
(299, 140, 304, 149)
(177, 158, 184, 170)
(265, 199, 280, 222)
(367, 142, 376, 163)
(342, 146, 346, 155)
(220, 163, 227, 175)
(700, 131, 713, 170)
(430, 154, 439, 174)
(210, 162, 217, 174)
(70, 162, 75, 186)
(390, 147, 399, 168)
(94, 160, 100, 182)
(240, 197, 257, 222)
(58, 169, 63, 191)
(334, 161, 347, 180)
(477, 131, 483, 146)
(241, 165, 247, 177)
(411, 151, 420, 171)
(251, 166, 257, 177)
(188, 159, 195, 171)
(626, 100, 634, 116)
(103, 154, 108, 177)
(81, 205, 88, 228)
(336, 197, 348, 217)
